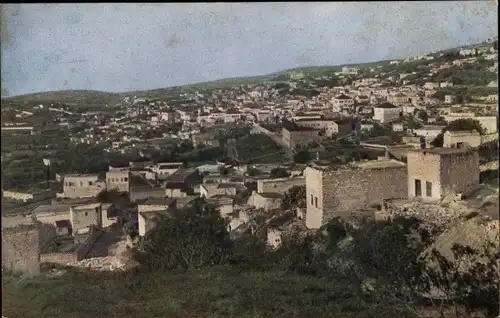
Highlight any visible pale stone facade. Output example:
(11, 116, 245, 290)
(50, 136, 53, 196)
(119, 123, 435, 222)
(70, 203, 103, 233)
(407, 148, 480, 202)
(257, 177, 305, 194)
(63, 174, 105, 198)
(373, 106, 401, 123)
(106, 170, 131, 193)
(443, 130, 481, 148)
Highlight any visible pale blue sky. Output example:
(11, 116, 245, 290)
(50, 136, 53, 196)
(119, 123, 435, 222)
(1, 2, 498, 96)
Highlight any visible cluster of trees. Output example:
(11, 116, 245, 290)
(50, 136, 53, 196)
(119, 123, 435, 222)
(134, 200, 499, 317)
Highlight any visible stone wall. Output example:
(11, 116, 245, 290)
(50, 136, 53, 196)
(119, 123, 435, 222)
(75, 227, 104, 261)
(440, 151, 480, 197)
(257, 177, 305, 194)
(39, 226, 104, 264)
(1, 224, 40, 277)
(40, 252, 76, 265)
(38, 222, 57, 248)
(323, 166, 407, 220)
(305, 165, 407, 229)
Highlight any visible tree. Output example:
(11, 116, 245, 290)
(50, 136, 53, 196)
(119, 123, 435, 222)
(416, 110, 428, 123)
(446, 118, 485, 134)
(293, 150, 311, 164)
(281, 185, 306, 210)
(269, 167, 290, 179)
(423, 241, 499, 317)
(138, 204, 233, 271)
(246, 167, 262, 177)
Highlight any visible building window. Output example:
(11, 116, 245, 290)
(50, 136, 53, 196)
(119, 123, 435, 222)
(415, 179, 422, 197)
(89, 181, 93, 186)
(85, 212, 88, 216)
(124, 177, 128, 182)
(314, 197, 318, 208)
(310, 194, 314, 205)
(426, 181, 432, 197)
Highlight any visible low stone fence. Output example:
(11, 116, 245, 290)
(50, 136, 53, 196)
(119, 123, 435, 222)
(75, 228, 104, 261)
(40, 228, 104, 265)
(40, 252, 77, 264)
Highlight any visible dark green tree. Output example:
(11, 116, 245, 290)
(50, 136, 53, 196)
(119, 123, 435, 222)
(281, 185, 306, 210)
(269, 167, 290, 179)
(293, 150, 312, 164)
(138, 204, 232, 271)
(423, 242, 499, 318)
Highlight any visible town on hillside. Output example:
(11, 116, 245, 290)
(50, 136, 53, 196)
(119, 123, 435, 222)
(2, 38, 499, 316)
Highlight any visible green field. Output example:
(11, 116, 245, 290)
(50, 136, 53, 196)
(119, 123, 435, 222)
(2, 266, 412, 318)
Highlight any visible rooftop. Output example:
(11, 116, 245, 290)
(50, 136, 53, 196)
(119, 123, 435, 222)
(353, 159, 406, 170)
(445, 130, 480, 136)
(416, 125, 446, 131)
(410, 147, 475, 156)
(138, 197, 176, 206)
(64, 174, 99, 178)
(72, 203, 101, 210)
(139, 210, 173, 221)
(375, 102, 398, 109)
(32, 204, 71, 215)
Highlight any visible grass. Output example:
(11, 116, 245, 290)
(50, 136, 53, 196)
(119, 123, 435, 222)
(2, 266, 415, 318)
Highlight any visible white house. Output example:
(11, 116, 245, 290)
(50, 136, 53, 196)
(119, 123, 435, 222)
(372, 103, 401, 124)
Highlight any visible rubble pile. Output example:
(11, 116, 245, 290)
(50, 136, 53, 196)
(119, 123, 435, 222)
(68, 256, 140, 272)
(384, 199, 473, 230)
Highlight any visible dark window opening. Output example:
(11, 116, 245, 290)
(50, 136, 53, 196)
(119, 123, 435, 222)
(314, 197, 318, 208)
(426, 181, 432, 197)
(415, 179, 422, 197)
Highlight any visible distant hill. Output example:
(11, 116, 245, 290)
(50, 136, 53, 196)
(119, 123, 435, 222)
(2, 39, 494, 106)
(1, 90, 122, 106)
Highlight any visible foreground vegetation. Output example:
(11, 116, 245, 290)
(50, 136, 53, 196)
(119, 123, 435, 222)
(3, 197, 498, 318)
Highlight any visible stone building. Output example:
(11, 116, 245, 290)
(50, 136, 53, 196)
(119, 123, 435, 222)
(294, 118, 356, 138)
(1, 222, 40, 277)
(443, 130, 481, 149)
(62, 174, 105, 198)
(305, 159, 408, 229)
(257, 177, 305, 194)
(106, 170, 131, 193)
(70, 203, 103, 234)
(282, 119, 325, 150)
(372, 102, 401, 124)
(138, 198, 177, 237)
(407, 148, 480, 202)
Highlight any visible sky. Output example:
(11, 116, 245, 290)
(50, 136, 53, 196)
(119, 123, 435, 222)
(1, 2, 498, 96)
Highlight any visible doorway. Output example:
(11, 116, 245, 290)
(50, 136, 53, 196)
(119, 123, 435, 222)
(415, 179, 422, 197)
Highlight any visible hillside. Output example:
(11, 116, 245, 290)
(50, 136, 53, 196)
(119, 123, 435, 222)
(1, 90, 122, 106)
(2, 39, 496, 106)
